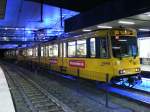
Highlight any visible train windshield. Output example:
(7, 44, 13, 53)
(111, 36, 138, 58)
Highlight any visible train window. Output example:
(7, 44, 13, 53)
(41, 47, 44, 57)
(59, 43, 63, 57)
(44, 46, 46, 57)
(32, 49, 34, 56)
(49, 45, 53, 57)
(100, 38, 108, 58)
(111, 36, 138, 58)
(16, 50, 19, 56)
(32, 48, 35, 56)
(68, 41, 76, 57)
(90, 38, 96, 57)
(28, 49, 33, 56)
(47, 46, 49, 57)
(45, 46, 49, 57)
(35, 47, 38, 56)
(63, 43, 66, 57)
(53, 44, 58, 57)
(49, 44, 58, 57)
(12, 51, 15, 56)
(43, 47, 45, 57)
(11, 51, 13, 56)
(77, 40, 87, 57)
(45, 46, 47, 57)
(23, 50, 26, 56)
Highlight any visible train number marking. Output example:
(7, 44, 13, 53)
(100, 62, 111, 66)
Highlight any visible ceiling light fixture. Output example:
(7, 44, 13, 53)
(144, 12, 150, 16)
(118, 20, 135, 25)
(97, 25, 112, 29)
(139, 29, 150, 31)
(147, 14, 150, 16)
(82, 29, 91, 32)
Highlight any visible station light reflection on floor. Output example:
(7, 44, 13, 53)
(133, 78, 150, 92)
(47, 70, 76, 81)
(60, 75, 76, 81)
(116, 77, 150, 92)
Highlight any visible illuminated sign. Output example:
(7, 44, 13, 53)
(114, 29, 134, 36)
(69, 60, 85, 68)
(50, 59, 57, 64)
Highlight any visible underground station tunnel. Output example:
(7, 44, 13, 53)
(0, 0, 150, 112)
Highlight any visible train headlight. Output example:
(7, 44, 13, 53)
(119, 70, 126, 74)
(135, 68, 140, 72)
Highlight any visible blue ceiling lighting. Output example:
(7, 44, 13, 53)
(26, 30, 32, 34)
(0, 0, 79, 49)
(46, 29, 52, 34)
(0, 44, 18, 49)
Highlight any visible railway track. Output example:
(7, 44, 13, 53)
(43, 68, 150, 107)
(1, 64, 74, 112)
(1, 61, 150, 112)
(26, 65, 150, 107)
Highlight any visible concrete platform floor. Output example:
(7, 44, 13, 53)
(0, 67, 15, 112)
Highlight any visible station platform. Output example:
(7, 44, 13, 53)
(0, 67, 15, 112)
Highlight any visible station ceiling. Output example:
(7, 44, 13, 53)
(26, 0, 111, 12)
(0, 0, 111, 29)
(65, 0, 150, 32)
(0, 0, 150, 49)
(0, 0, 79, 29)
(0, 0, 111, 46)
(0, 0, 79, 49)
(68, 12, 150, 35)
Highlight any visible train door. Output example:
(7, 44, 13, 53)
(60, 42, 67, 72)
(58, 42, 63, 71)
(94, 35, 113, 81)
(45, 45, 49, 68)
(38, 45, 41, 64)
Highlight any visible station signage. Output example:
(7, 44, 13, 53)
(114, 29, 134, 36)
(50, 59, 57, 64)
(69, 60, 85, 68)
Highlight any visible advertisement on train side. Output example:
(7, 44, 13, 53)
(69, 60, 85, 68)
(50, 59, 58, 64)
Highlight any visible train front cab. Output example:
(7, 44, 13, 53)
(109, 29, 141, 85)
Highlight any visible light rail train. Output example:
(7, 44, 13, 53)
(5, 28, 141, 86)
